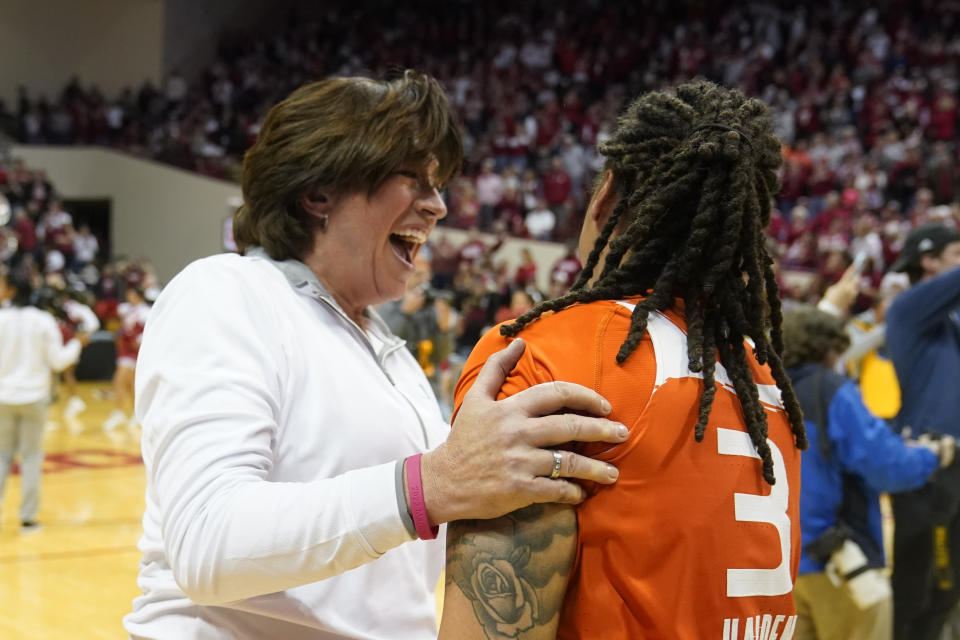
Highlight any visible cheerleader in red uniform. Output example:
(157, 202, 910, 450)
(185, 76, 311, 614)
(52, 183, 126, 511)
(103, 288, 150, 432)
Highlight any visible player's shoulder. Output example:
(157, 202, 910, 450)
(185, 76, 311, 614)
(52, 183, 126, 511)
(510, 299, 630, 342)
(467, 301, 624, 368)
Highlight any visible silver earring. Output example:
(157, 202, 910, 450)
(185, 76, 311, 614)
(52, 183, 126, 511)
(318, 213, 329, 232)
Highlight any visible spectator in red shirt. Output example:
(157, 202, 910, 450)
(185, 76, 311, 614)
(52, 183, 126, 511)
(535, 100, 562, 148)
(795, 96, 822, 138)
(13, 209, 37, 256)
(513, 248, 537, 289)
(811, 191, 853, 236)
(780, 158, 810, 213)
(929, 89, 957, 141)
(542, 157, 572, 208)
(497, 184, 525, 237)
(50, 223, 75, 265)
(580, 103, 603, 147)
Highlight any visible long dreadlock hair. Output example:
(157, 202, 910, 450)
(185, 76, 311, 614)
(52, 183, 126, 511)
(501, 80, 806, 484)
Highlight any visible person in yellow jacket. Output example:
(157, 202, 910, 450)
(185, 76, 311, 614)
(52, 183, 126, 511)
(842, 272, 910, 419)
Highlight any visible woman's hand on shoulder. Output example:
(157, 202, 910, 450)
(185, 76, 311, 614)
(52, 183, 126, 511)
(421, 339, 627, 524)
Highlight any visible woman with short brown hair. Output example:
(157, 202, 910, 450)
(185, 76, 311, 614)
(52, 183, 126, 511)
(124, 70, 627, 639)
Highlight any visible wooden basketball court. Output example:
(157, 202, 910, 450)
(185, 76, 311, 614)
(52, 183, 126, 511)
(0, 382, 144, 639)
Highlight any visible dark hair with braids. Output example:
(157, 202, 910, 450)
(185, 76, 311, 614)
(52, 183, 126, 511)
(501, 80, 806, 484)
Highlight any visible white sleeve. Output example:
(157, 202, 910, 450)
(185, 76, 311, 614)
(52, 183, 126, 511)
(136, 260, 413, 606)
(76, 303, 101, 333)
(41, 314, 81, 372)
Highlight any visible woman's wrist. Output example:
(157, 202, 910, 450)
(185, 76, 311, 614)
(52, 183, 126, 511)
(404, 453, 439, 539)
(417, 448, 450, 527)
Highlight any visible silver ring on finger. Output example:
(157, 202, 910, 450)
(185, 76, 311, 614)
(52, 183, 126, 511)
(549, 450, 563, 480)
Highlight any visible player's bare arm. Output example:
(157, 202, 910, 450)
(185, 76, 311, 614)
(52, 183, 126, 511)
(440, 503, 576, 640)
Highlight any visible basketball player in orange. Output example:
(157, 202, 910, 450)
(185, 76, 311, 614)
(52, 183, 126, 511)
(440, 81, 808, 639)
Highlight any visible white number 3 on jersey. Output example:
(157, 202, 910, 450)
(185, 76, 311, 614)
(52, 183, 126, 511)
(717, 428, 793, 597)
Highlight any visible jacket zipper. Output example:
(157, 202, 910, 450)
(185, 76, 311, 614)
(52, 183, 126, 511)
(314, 295, 432, 448)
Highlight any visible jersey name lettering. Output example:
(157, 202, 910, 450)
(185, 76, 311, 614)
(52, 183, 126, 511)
(722, 614, 797, 640)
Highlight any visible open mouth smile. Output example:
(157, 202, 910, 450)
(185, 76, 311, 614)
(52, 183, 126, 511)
(389, 228, 428, 267)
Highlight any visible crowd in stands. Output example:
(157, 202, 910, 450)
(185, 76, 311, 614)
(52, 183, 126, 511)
(0, 158, 159, 347)
(4, 0, 960, 369)
(5, 1, 960, 314)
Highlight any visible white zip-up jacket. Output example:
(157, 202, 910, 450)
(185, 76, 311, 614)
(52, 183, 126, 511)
(124, 249, 449, 639)
(0, 305, 82, 405)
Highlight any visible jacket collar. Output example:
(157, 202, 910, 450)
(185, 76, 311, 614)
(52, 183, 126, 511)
(244, 246, 400, 345)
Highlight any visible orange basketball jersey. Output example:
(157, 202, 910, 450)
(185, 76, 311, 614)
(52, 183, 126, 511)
(453, 299, 802, 640)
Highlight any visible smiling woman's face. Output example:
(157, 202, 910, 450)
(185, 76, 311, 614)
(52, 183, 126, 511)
(310, 159, 447, 321)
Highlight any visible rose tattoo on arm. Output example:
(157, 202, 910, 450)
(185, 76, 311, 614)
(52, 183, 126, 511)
(445, 504, 577, 640)
(466, 548, 540, 636)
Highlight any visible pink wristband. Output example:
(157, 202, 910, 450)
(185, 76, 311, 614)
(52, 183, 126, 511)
(405, 453, 438, 540)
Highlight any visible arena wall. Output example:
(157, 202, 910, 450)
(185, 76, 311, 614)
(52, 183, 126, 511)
(0, 0, 164, 106)
(9, 146, 567, 289)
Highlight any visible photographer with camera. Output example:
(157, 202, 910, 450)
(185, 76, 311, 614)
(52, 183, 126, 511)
(782, 306, 954, 640)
